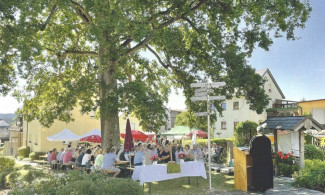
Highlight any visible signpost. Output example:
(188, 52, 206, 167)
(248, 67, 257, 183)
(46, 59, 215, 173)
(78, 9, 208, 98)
(191, 81, 226, 191)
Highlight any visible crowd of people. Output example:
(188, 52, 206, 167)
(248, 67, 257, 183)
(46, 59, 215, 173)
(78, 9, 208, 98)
(47, 137, 223, 177)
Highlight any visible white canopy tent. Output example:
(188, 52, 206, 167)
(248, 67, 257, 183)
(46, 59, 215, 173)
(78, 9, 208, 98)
(79, 128, 101, 139)
(47, 128, 80, 141)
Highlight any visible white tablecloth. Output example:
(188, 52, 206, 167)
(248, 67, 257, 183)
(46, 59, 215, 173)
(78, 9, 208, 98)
(132, 161, 207, 184)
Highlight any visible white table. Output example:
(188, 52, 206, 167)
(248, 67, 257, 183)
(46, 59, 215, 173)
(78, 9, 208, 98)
(132, 161, 207, 185)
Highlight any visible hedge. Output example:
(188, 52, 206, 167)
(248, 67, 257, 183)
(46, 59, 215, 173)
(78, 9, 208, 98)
(0, 157, 15, 173)
(304, 144, 325, 161)
(9, 170, 144, 195)
(294, 159, 325, 192)
(29, 152, 46, 161)
(17, 146, 30, 158)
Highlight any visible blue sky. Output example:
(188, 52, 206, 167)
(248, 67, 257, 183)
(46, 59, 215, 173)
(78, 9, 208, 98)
(0, 0, 324, 113)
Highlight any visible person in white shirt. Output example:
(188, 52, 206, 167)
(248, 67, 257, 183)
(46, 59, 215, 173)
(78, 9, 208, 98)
(82, 149, 92, 168)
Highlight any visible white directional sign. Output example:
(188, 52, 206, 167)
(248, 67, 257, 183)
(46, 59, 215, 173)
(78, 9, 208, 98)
(209, 95, 226, 101)
(190, 96, 207, 101)
(210, 82, 226, 88)
(195, 112, 208, 117)
(195, 92, 207, 97)
(191, 95, 226, 102)
(190, 83, 207, 88)
(195, 88, 207, 93)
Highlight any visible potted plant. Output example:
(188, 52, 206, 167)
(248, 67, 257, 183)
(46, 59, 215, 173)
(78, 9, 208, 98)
(150, 155, 159, 165)
(178, 152, 185, 163)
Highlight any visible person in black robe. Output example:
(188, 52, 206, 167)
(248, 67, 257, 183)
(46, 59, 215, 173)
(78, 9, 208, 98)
(249, 127, 273, 192)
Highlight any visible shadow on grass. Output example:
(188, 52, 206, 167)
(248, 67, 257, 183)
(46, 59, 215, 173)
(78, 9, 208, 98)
(143, 171, 235, 195)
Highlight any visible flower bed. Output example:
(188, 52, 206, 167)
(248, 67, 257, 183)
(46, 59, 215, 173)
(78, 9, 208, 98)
(273, 151, 299, 177)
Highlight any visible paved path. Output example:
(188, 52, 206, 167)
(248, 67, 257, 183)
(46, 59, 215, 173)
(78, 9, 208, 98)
(223, 177, 324, 195)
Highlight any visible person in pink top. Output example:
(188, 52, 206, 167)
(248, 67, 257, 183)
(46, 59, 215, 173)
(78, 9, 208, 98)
(63, 148, 73, 164)
(50, 148, 57, 162)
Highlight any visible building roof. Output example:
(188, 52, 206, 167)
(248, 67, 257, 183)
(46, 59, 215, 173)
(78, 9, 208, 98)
(0, 120, 9, 127)
(298, 98, 325, 103)
(256, 68, 286, 99)
(263, 116, 323, 131)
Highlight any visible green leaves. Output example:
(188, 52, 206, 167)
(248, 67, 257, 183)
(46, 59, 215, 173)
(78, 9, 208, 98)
(0, 0, 311, 132)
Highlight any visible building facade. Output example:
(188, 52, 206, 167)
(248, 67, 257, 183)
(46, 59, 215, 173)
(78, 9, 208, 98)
(214, 69, 285, 138)
(298, 99, 325, 128)
(0, 120, 10, 144)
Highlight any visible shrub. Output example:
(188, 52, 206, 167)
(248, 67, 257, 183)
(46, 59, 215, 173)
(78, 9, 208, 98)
(304, 144, 325, 160)
(9, 171, 144, 195)
(17, 146, 30, 158)
(0, 147, 4, 156)
(182, 138, 234, 163)
(0, 157, 15, 173)
(4, 164, 53, 189)
(278, 163, 299, 177)
(0, 168, 13, 189)
(29, 152, 46, 161)
(234, 121, 258, 147)
(293, 159, 325, 192)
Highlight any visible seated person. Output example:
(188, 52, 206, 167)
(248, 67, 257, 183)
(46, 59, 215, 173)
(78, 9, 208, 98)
(188, 144, 203, 161)
(82, 149, 92, 168)
(76, 148, 86, 167)
(63, 148, 73, 164)
(101, 147, 120, 177)
(160, 147, 171, 163)
(94, 149, 104, 169)
(134, 145, 144, 166)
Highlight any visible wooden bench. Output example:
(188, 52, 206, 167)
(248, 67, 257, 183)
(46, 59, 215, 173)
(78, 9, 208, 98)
(34, 160, 48, 166)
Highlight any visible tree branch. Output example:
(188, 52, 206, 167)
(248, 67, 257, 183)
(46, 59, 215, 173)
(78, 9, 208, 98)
(70, 0, 92, 25)
(125, 0, 208, 56)
(145, 44, 169, 69)
(181, 16, 201, 33)
(41, 4, 57, 31)
(62, 50, 98, 58)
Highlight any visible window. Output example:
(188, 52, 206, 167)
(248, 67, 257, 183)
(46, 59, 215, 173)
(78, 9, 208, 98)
(221, 121, 227, 130)
(234, 121, 239, 130)
(131, 123, 136, 130)
(221, 103, 226, 110)
(89, 110, 95, 118)
(233, 102, 239, 110)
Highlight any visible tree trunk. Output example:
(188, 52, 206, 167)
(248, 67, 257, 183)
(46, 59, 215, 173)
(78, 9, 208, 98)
(98, 45, 120, 150)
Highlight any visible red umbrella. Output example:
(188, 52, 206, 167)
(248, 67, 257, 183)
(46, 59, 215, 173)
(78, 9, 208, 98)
(121, 130, 148, 142)
(123, 119, 134, 152)
(186, 130, 208, 138)
(80, 135, 101, 143)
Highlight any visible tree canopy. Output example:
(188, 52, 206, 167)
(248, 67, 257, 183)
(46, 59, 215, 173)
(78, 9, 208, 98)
(234, 120, 258, 147)
(0, 0, 311, 148)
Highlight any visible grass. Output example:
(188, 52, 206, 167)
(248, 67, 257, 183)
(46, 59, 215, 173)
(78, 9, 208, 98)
(143, 171, 235, 195)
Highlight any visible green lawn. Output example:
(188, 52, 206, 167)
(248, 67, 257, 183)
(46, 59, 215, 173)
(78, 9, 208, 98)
(143, 171, 236, 195)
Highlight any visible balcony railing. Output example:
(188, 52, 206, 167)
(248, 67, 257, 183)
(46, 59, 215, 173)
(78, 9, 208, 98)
(266, 100, 299, 118)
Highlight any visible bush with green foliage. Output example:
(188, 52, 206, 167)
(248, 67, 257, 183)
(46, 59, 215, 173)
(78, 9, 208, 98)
(304, 144, 325, 161)
(1, 165, 52, 189)
(182, 138, 233, 163)
(234, 121, 258, 147)
(0, 157, 15, 173)
(278, 163, 299, 177)
(304, 134, 312, 144)
(17, 146, 30, 158)
(29, 152, 46, 161)
(0, 147, 4, 156)
(9, 170, 144, 195)
(293, 159, 325, 192)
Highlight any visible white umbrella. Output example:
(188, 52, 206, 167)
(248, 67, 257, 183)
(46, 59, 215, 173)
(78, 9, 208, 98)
(47, 128, 80, 141)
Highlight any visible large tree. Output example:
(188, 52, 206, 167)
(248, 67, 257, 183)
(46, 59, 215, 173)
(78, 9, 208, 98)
(0, 0, 311, 149)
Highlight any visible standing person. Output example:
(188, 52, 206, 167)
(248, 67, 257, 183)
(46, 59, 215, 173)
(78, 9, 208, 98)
(47, 150, 52, 163)
(134, 145, 144, 166)
(102, 147, 120, 177)
(249, 127, 273, 191)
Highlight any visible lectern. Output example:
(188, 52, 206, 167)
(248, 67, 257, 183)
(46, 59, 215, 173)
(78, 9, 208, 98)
(233, 147, 252, 192)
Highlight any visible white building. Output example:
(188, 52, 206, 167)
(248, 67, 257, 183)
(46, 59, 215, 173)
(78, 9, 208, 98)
(214, 69, 285, 138)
